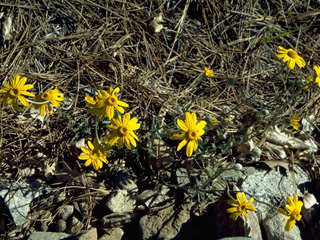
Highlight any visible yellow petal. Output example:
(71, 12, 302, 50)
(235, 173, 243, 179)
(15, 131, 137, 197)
(84, 159, 92, 167)
(78, 154, 89, 160)
(123, 113, 130, 124)
(88, 141, 94, 150)
(285, 219, 295, 231)
(186, 141, 194, 157)
(226, 207, 238, 213)
(177, 139, 188, 151)
(18, 96, 29, 107)
(177, 119, 188, 132)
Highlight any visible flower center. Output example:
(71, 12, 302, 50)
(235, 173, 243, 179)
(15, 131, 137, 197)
(188, 129, 197, 140)
(291, 209, 300, 220)
(119, 126, 129, 136)
(288, 50, 298, 59)
(9, 88, 20, 97)
(41, 92, 52, 101)
(239, 203, 246, 213)
(108, 96, 117, 106)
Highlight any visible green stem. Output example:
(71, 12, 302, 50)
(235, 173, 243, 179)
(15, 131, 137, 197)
(95, 117, 101, 144)
(27, 99, 50, 105)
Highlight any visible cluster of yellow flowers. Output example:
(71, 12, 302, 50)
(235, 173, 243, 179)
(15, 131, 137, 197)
(226, 192, 303, 232)
(0, 75, 64, 114)
(78, 86, 140, 170)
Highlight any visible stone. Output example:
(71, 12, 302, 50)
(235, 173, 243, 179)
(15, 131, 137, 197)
(262, 212, 304, 240)
(136, 185, 170, 208)
(0, 179, 51, 226)
(101, 212, 135, 228)
(217, 238, 258, 240)
(139, 199, 192, 240)
(27, 231, 70, 240)
(78, 227, 98, 240)
(99, 228, 124, 240)
(54, 219, 67, 232)
(222, 165, 311, 219)
(176, 168, 190, 187)
(67, 216, 84, 234)
(56, 205, 74, 220)
(115, 173, 138, 194)
(104, 190, 135, 213)
(40, 211, 53, 231)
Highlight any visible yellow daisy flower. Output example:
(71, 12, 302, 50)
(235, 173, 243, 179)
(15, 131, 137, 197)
(212, 117, 218, 126)
(204, 67, 214, 77)
(226, 192, 256, 221)
(33, 86, 64, 115)
(85, 87, 129, 119)
(106, 113, 140, 150)
(290, 114, 300, 130)
(304, 65, 320, 89)
(0, 75, 35, 112)
(276, 46, 306, 70)
(277, 195, 303, 231)
(78, 139, 110, 170)
(170, 112, 206, 157)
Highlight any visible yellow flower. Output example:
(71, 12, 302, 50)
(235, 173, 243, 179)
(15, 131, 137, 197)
(277, 195, 303, 231)
(304, 65, 320, 89)
(212, 117, 218, 126)
(276, 46, 306, 70)
(170, 112, 206, 157)
(85, 87, 129, 119)
(226, 192, 256, 221)
(204, 67, 214, 77)
(290, 114, 300, 130)
(78, 139, 110, 170)
(106, 113, 140, 150)
(33, 86, 64, 115)
(0, 75, 35, 112)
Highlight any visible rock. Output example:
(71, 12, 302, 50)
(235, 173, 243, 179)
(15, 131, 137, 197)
(101, 212, 135, 228)
(136, 185, 170, 208)
(104, 190, 135, 213)
(262, 212, 304, 240)
(54, 219, 67, 232)
(27, 231, 70, 240)
(222, 165, 311, 219)
(139, 199, 192, 240)
(78, 227, 97, 240)
(79, 202, 89, 214)
(56, 205, 74, 220)
(115, 173, 138, 194)
(0, 179, 51, 226)
(176, 168, 190, 187)
(212, 189, 262, 240)
(99, 228, 124, 240)
(67, 216, 84, 234)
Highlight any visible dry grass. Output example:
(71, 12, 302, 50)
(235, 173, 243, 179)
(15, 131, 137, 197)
(0, 0, 320, 238)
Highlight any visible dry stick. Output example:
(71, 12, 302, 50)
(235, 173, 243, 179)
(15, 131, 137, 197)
(226, 64, 286, 116)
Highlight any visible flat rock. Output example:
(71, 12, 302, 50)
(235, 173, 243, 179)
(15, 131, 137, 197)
(0, 179, 51, 226)
(78, 227, 98, 240)
(115, 173, 138, 194)
(27, 232, 70, 240)
(101, 212, 135, 228)
(56, 205, 74, 220)
(99, 227, 124, 240)
(104, 190, 135, 213)
(222, 166, 310, 219)
(262, 212, 305, 240)
(139, 199, 192, 240)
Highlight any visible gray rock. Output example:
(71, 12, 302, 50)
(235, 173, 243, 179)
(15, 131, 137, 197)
(99, 228, 124, 240)
(78, 227, 98, 240)
(104, 190, 135, 213)
(176, 168, 190, 187)
(0, 179, 51, 226)
(67, 216, 84, 234)
(27, 231, 70, 240)
(139, 200, 192, 240)
(101, 212, 135, 228)
(56, 205, 74, 220)
(262, 212, 304, 240)
(222, 165, 310, 219)
(115, 173, 138, 194)
(55, 219, 67, 232)
(136, 185, 170, 208)
(40, 211, 52, 231)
